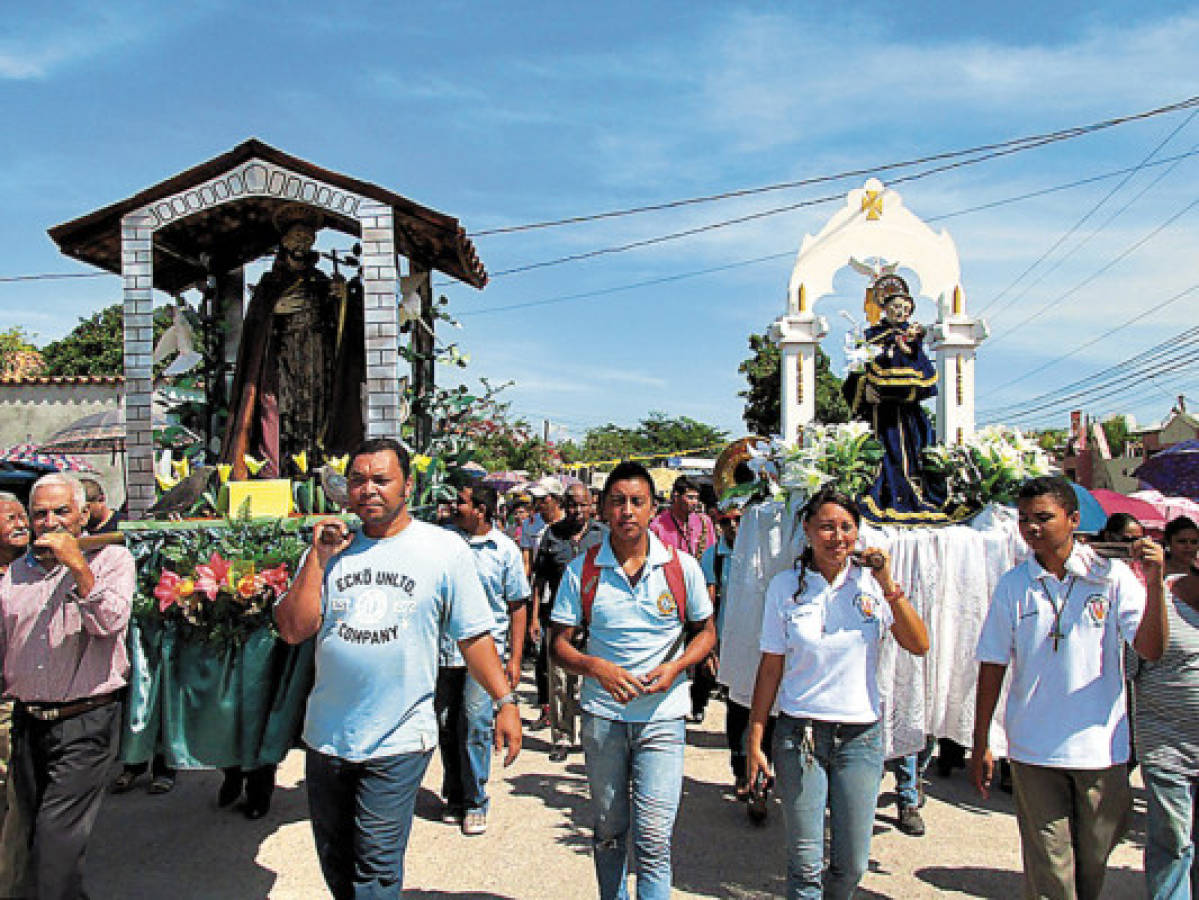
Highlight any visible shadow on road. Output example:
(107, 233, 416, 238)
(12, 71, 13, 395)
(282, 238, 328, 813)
(88, 765, 308, 898)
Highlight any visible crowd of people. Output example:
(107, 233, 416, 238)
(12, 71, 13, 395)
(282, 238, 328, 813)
(0, 453, 1195, 899)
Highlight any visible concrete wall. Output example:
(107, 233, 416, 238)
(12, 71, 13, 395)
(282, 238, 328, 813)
(0, 380, 125, 506)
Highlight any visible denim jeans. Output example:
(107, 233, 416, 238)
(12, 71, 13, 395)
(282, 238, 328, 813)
(434, 667, 495, 813)
(580, 712, 686, 900)
(773, 715, 884, 900)
(886, 735, 935, 809)
(306, 748, 433, 900)
(1143, 763, 1198, 900)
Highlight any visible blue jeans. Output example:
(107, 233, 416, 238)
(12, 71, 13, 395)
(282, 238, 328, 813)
(580, 712, 686, 900)
(434, 667, 495, 813)
(887, 735, 935, 809)
(774, 716, 884, 900)
(1143, 763, 1198, 900)
(305, 748, 433, 900)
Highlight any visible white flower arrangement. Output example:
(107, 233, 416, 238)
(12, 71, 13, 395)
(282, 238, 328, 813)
(719, 423, 1051, 522)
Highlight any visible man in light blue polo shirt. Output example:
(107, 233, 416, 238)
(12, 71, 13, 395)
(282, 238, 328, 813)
(435, 483, 530, 835)
(551, 461, 716, 900)
(277, 438, 522, 898)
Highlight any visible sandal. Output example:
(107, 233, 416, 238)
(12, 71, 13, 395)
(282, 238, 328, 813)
(148, 775, 176, 795)
(733, 777, 751, 801)
(110, 771, 139, 794)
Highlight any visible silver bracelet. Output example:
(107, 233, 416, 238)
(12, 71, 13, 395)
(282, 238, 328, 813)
(493, 692, 518, 714)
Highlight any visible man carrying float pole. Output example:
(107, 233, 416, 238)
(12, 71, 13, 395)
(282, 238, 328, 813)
(276, 438, 521, 897)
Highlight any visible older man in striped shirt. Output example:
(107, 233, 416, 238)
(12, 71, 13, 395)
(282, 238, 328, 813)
(0, 473, 134, 900)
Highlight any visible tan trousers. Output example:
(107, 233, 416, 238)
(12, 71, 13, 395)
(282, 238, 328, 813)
(1011, 761, 1131, 900)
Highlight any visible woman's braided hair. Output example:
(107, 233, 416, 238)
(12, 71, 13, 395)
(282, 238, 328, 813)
(793, 487, 861, 599)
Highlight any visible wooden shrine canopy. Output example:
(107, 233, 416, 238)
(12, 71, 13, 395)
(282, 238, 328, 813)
(48, 138, 488, 293)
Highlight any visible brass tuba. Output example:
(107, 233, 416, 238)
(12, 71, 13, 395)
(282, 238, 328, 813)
(713, 436, 767, 499)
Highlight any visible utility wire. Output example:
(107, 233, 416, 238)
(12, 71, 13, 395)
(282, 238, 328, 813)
(983, 344, 1199, 422)
(980, 325, 1199, 418)
(470, 95, 1199, 237)
(982, 139, 1197, 324)
(995, 364, 1199, 426)
(982, 280, 1199, 397)
(0, 272, 109, 283)
(985, 194, 1199, 348)
(459, 252, 793, 317)
(976, 106, 1199, 317)
(457, 157, 1199, 318)
(484, 126, 1194, 280)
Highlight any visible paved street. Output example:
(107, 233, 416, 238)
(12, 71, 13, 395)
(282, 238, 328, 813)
(88, 676, 1147, 899)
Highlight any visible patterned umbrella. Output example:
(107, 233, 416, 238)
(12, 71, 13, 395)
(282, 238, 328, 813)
(0, 443, 97, 473)
(39, 408, 199, 454)
(1134, 439, 1199, 500)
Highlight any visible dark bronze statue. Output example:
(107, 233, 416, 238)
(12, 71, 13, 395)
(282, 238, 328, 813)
(222, 206, 364, 480)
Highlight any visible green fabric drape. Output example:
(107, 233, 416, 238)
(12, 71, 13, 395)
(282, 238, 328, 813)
(119, 618, 313, 770)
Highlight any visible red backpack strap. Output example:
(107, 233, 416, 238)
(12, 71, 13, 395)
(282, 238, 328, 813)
(579, 545, 602, 626)
(664, 547, 688, 625)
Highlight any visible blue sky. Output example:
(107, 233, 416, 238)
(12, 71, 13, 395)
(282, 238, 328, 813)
(1, 1, 1197, 444)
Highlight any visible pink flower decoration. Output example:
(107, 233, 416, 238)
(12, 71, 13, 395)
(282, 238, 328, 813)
(194, 551, 233, 601)
(259, 564, 290, 595)
(154, 570, 182, 612)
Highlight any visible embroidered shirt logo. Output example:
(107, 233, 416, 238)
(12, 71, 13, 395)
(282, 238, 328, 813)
(855, 594, 878, 621)
(1085, 594, 1110, 625)
(657, 591, 678, 617)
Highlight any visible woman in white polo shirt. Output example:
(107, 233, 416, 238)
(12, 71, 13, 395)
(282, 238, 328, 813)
(746, 488, 929, 900)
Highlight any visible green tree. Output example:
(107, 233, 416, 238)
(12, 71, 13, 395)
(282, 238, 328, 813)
(575, 413, 726, 463)
(41, 303, 174, 376)
(0, 326, 36, 372)
(738, 330, 848, 434)
(1101, 417, 1131, 456)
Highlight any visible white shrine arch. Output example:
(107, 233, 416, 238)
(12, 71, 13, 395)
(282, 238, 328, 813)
(770, 177, 989, 447)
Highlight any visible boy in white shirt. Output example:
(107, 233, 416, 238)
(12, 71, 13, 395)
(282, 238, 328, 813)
(971, 476, 1167, 900)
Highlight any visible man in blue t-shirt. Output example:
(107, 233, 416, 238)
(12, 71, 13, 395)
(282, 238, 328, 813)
(435, 483, 530, 835)
(277, 438, 521, 898)
(551, 461, 715, 900)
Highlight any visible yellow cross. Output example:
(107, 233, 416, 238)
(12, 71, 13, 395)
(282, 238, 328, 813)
(860, 189, 883, 220)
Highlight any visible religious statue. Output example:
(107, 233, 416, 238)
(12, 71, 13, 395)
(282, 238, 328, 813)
(842, 270, 947, 524)
(222, 205, 364, 480)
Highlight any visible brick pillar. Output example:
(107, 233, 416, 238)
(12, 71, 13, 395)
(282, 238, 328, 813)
(358, 201, 400, 439)
(121, 212, 156, 518)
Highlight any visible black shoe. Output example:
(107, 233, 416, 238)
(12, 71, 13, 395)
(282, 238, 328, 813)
(243, 795, 271, 820)
(217, 770, 244, 808)
(747, 779, 770, 825)
(998, 760, 1013, 794)
(897, 805, 926, 837)
(549, 745, 569, 763)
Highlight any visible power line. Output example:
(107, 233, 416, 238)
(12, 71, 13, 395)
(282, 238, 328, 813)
(980, 325, 1199, 419)
(983, 344, 1199, 422)
(470, 95, 1199, 237)
(458, 252, 793, 317)
(982, 280, 1199, 399)
(457, 159, 1199, 319)
(976, 106, 1199, 317)
(925, 148, 1199, 223)
(985, 194, 1199, 348)
(0, 272, 109, 283)
(982, 140, 1197, 324)
(483, 125, 1198, 280)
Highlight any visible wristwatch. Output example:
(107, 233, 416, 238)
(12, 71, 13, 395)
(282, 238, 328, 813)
(493, 692, 518, 715)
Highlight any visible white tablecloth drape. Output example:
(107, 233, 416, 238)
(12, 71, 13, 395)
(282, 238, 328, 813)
(717, 501, 1023, 759)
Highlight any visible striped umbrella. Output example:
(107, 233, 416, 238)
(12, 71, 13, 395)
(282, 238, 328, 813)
(0, 443, 98, 473)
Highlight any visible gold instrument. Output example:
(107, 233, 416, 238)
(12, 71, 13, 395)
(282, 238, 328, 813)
(713, 436, 766, 498)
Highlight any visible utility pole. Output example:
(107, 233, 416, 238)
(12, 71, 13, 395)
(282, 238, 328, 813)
(543, 419, 550, 443)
